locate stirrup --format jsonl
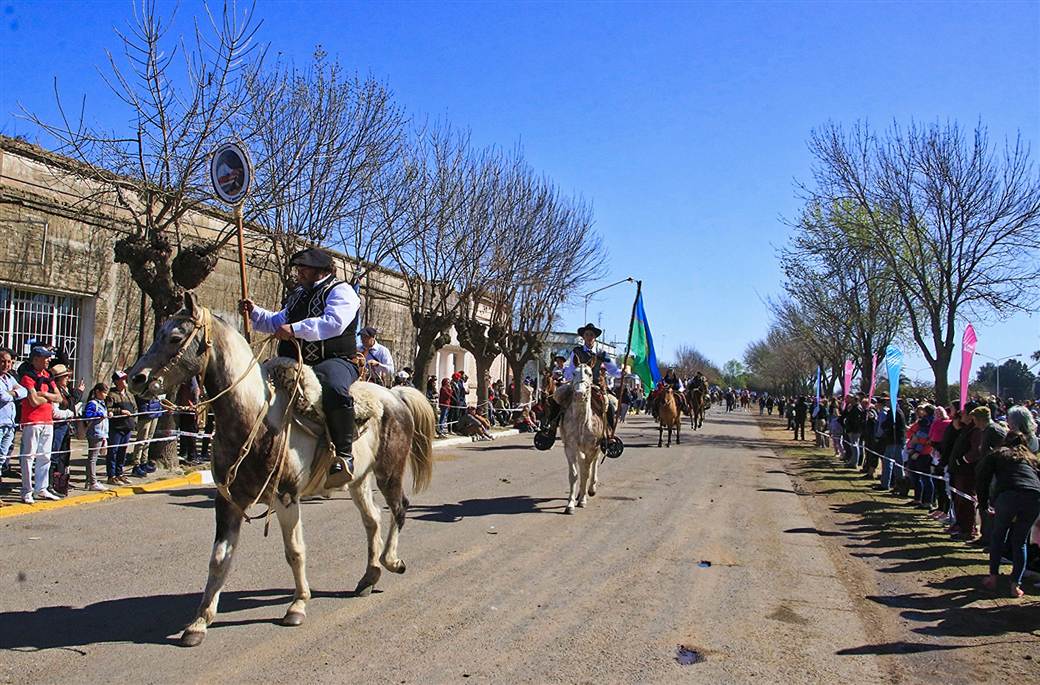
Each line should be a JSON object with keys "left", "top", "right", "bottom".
{"left": 325, "top": 455, "right": 354, "bottom": 489}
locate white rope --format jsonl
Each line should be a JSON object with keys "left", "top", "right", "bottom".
{"left": 0, "top": 431, "right": 213, "bottom": 462}
{"left": 811, "top": 429, "right": 978, "bottom": 504}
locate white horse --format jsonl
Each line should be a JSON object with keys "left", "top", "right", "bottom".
{"left": 127, "top": 292, "right": 435, "bottom": 646}
{"left": 558, "top": 363, "right": 605, "bottom": 514}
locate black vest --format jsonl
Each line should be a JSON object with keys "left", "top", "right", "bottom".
{"left": 278, "top": 278, "right": 358, "bottom": 365}
{"left": 572, "top": 345, "right": 609, "bottom": 383}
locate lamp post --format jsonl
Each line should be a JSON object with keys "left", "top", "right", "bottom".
{"left": 976, "top": 353, "right": 1022, "bottom": 399}
{"left": 582, "top": 277, "right": 635, "bottom": 326}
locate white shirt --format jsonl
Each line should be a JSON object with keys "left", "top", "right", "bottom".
{"left": 249, "top": 275, "right": 361, "bottom": 342}
{"left": 364, "top": 342, "right": 395, "bottom": 379}
{"left": 562, "top": 345, "right": 621, "bottom": 381}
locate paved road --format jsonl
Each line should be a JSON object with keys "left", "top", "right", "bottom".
{"left": 2, "top": 410, "right": 890, "bottom": 683}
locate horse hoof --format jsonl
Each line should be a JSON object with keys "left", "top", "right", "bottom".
{"left": 354, "top": 580, "right": 376, "bottom": 597}
{"left": 282, "top": 610, "right": 306, "bottom": 627}
{"left": 564, "top": 505, "right": 575, "bottom": 515}
{"left": 588, "top": 488, "right": 597, "bottom": 497}
{"left": 179, "top": 631, "right": 206, "bottom": 647}
{"left": 382, "top": 558, "right": 407, "bottom": 574}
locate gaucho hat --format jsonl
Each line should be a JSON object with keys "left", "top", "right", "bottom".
{"left": 577, "top": 322, "right": 602, "bottom": 337}
{"left": 289, "top": 247, "right": 335, "bottom": 270}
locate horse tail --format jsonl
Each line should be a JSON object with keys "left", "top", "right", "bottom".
{"left": 391, "top": 386, "right": 435, "bottom": 493}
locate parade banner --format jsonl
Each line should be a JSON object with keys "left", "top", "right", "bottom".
{"left": 960, "top": 324, "right": 977, "bottom": 409}
{"left": 868, "top": 353, "right": 878, "bottom": 399}
{"left": 628, "top": 293, "right": 661, "bottom": 396}
{"left": 885, "top": 345, "right": 903, "bottom": 418}
{"left": 842, "top": 359, "right": 854, "bottom": 400}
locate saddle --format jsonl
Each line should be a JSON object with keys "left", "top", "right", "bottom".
{"left": 261, "top": 358, "right": 379, "bottom": 430}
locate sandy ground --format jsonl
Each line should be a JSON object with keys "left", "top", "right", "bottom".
{"left": 2, "top": 408, "right": 1031, "bottom": 683}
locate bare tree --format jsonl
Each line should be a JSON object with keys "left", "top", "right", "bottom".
{"left": 671, "top": 345, "right": 723, "bottom": 383}
{"left": 244, "top": 47, "right": 407, "bottom": 293}
{"left": 807, "top": 120, "right": 1040, "bottom": 404}
{"left": 25, "top": 1, "right": 265, "bottom": 319}
{"left": 779, "top": 200, "right": 906, "bottom": 393}
{"left": 24, "top": 1, "right": 264, "bottom": 469}
{"left": 389, "top": 123, "right": 473, "bottom": 383}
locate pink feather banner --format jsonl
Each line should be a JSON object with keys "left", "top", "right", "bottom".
{"left": 843, "top": 359, "right": 854, "bottom": 401}
{"left": 868, "top": 353, "right": 878, "bottom": 399}
{"left": 960, "top": 324, "right": 977, "bottom": 409}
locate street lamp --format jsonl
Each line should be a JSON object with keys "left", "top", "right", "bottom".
{"left": 582, "top": 277, "right": 635, "bottom": 324}
{"left": 976, "top": 352, "right": 1022, "bottom": 398}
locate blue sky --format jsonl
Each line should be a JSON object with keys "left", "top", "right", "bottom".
{"left": 2, "top": 0, "right": 1038, "bottom": 378}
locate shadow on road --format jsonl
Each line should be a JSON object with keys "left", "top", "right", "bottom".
{"left": 0, "top": 587, "right": 357, "bottom": 651}
{"left": 410, "top": 495, "right": 565, "bottom": 522}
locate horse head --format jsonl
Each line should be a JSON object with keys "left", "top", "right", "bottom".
{"left": 128, "top": 291, "right": 213, "bottom": 398}
{"left": 571, "top": 363, "right": 594, "bottom": 399}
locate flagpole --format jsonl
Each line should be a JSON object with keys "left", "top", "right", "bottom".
{"left": 617, "top": 279, "right": 642, "bottom": 399}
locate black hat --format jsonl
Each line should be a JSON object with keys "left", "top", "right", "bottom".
{"left": 289, "top": 247, "right": 335, "bottom": 270}
{"left": 577, "top": 323, "right": 602, "bottom": 337}
{"left": 358, "top": 326, "right": 378, "bottom": 338}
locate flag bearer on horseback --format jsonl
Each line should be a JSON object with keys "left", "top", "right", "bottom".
{"left": 239, "top": 248, "right": 359, "bottom": 489}
{"left": 536, "top": 323, "right": 620, "bottom": 447}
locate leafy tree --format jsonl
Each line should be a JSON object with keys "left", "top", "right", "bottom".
{"left": 974, "top": 359, "right": 1036, "bottom": 400}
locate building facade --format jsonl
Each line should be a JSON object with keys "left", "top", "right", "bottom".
{"left": 0, "top": 136, "right": 506, "bottom": 399}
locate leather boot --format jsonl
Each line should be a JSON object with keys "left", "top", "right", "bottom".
{"left": 538, "top": 397, "right": 562, "bottom": 439}
{"left": 325, "top": 401, "right": 355, "bottom": 489}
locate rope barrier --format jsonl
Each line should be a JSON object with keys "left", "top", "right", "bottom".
{"left": 811, "top": 428, "right": 978, "bottom": 505}
{"left": 0, "top": 430, "right": 214, "bottom": 462}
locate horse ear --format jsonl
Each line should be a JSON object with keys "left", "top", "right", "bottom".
{"left": 183, "top": 290, "right": 199, "bottom": 314}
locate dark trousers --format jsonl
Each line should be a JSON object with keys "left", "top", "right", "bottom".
{"left": 108, "top": 429, "right": 131, "bottom": 477}
{"left": 51, "top": 423, "right": 71, "bottom": 473}
{"left": 951, "top": 468, "right": 978, "bottom": 535}
{"left": 178, "top": 413, "right": 199, "bottom": 461}
{"left": 988, "top": 489, "right": 1040, "bottom": 584}
{"left": 311, "top": 357, "right": 359, "bottom": 410}
{"left": 793, "top": 419, "right": 805, "bottom": 440}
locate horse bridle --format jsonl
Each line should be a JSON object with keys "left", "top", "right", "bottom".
{"left": 151, "top": 306, "right": 214, "bottom": 391}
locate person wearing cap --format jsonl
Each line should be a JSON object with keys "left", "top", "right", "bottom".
{"left": 18, "top": 346, "right": 63, "bottom": 503}
{"left": 359, "top": 327, "right": 395, "bottom": 386}
{"left": 550, "top": 352, "right": 567, "bottom": 384}
{"left": 239, "top": 247, "right": 362, "bottom": 487}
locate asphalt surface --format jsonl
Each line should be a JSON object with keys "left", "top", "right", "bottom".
{"left": 2, "top": 409, "right": 891, "bottom": 683}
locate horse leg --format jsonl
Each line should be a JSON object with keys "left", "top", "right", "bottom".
{"left": 658, "top": 423, "right": 663, "bottom": 448}
{"left": 564, "top": 444, "right": 579, "bottom": 514}
{"left": 588, "top": 450, "right": 600, "bottom": 497}
{"left": 274, "top": 496, "right": 310, "bottom": 627}
{"left": 180, "top": 497, "right": 243, "bottom": 647}
{"left": 348, "top": 474, "right": 384, "bottom": 596}
{"left": 577, "top": 452, "right": 590, "bottom": 507}
{"left": 376, "top": 473, "right": 408, "bottom": 574}
{"left": 676, "top": 421, "right": 681, "bottom": 445}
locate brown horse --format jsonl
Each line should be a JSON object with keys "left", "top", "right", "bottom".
{"left": 657, "top": 387, "right": 682, "bottom": 447}
{"left": 127, "top": 293, "right": 435, "bottom": 646}
{"left": 686, "top": 386, "right": 706, "bottom": 430}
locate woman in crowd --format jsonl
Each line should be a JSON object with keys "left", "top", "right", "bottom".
{"left": 977, "top": 426, "right": 1040, "bottom": 598}
{"left": 905, "top": 404, "right": 935, "bottom": 509}
{"left": 437, "top": 378, "right": 453, "bottom": 436}
{"left": 82, "top": 383, "right": 110, "bottom": 491}
{"left": 926, "top": 405, "right": 952, "bottom": 517}
{"left": 513, "top": 406, "right": 537, "bottom": 433}
{"left": 828, "top": 400, "right": 843, "bottom": 459}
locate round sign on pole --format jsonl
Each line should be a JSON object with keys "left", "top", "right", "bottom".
{"left": 210, "top": 142, "right": 251, "bottom": 205}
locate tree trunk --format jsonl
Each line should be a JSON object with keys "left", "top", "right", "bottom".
{"left": 507, "top": 358, "right": 528, "bottom": 404}
{"left": 473, "top": 355, "right": 495, "bottom": 411}
{"left": 931, "top": 349, "right": 953, "bottom": 406}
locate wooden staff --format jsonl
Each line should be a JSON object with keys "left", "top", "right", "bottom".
{"left": 234, "top": 203, "right": 251, "bottom": 341}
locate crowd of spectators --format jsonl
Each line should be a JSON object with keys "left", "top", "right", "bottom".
{"left": 789, "top": 391, "right": 1040, "bottom": 598}
{"left": 0, "top": 344, "right": 208, "bottom": 507}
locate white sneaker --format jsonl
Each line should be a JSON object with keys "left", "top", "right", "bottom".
{"left": 34, "top": 489, "right": 61, "bottom": 501}
{"left": 21, "top": 494, "right": 34, "bottom": 505}
{"left": 89, "top": 481, "right": 108, "bottom": 492}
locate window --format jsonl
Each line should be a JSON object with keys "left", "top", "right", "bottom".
{"left": 0, "top": 286, "right": 82, "bottom": 376}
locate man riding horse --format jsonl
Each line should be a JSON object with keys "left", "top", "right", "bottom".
{"left": 239, "top": 247, "right": 359, "bottom": 489}
{"left": 537, "top": 323, "right": 620, "bottom": 445}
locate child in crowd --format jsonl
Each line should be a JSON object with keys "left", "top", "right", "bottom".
{"left": 83, "top": 383, "right": 110, "bottom": 491}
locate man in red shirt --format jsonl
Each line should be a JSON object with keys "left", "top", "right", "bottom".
{"left": 19, "top": 346, "right": 62, "bottom": 503}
